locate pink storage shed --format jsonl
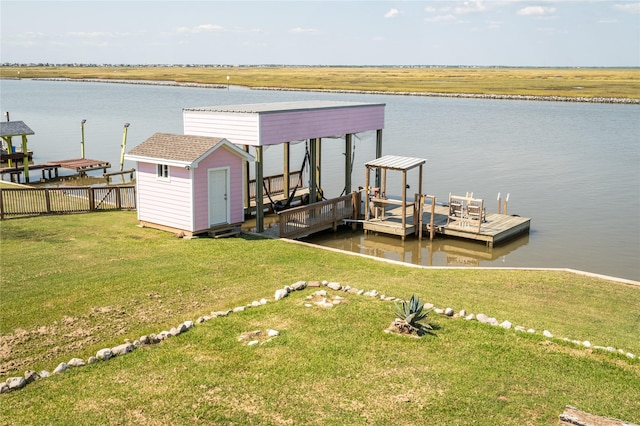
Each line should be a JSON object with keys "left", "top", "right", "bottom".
{"left": 125, "top": 132, "right": 254, "bottom": 237}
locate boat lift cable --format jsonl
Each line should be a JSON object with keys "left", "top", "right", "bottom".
{"left": 263, "top": 146, "right": 310, "bottom": 212}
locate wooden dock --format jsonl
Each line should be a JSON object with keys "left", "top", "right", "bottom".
{"left": 364, "top": 203, "right": 530, "bottom": 247}
{"left": 54, "top": 158, "right": 111, "bottom": 176}
{"left": 1, "top": 158, "right": 111, "bottom": 183}
{"left": 1, "top": 151, "right": 34, "bottom": 163}
{"left": 0, "top": 163, "right": 61, "bottom": 183}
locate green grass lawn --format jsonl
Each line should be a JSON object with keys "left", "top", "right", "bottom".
{"left": 1, "top": 211, "right": 639, "bottom": 424}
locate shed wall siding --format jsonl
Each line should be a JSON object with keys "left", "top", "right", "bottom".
{"left": 136, "top": 162, "right": 194, "bottom": 231}
{"left": 183, "top": 111, "right": 259, "bottom": 146}
{"left": 192, "top": 147, "right": 246, "bottom": 230}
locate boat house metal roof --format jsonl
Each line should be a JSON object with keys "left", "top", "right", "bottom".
{"left": 365, "top": 155, "right": 427, "bottom": 171}
{"left": 183, "top": 100, "right": 385, "bottom": 114}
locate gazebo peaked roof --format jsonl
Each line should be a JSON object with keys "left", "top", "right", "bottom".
{"left": 125, "top": 132, "right": 253, "bottom": 168}
{"left": 0, "top": 121, "right": 35, "bottom": 138}
{"left": 365, "top": 155, "right": 426, "bottom": 171}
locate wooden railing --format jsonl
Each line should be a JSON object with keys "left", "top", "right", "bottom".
{"left": 249, "top": 171, "right": 303, "bottom": 200}
{"left": 0, "top": 186, "right": 136, "bottom": 219}
{"left": 278, "top": 193, "right": 357, "bottom": 239}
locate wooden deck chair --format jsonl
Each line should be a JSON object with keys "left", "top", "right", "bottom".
{"left": 467, "top": 201, "right": 486, "bottom": 223}
{"left": 447, "top": 195, "right": 464, "bottom": 225}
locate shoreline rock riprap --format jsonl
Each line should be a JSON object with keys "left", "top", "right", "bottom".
{"left": 20, "top": 77, "right": 640, "bottom": 105}
{"left": 1, "top": 279, "right": 636, "bottom": 394}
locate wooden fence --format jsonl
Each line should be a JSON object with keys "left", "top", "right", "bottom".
{"left": 0, "top": 186, "right": 136, "bottom": 219}
{"left": 248, "top": 171, "right": 303, "bottom": 201}
{"left": 278, "top": 193, "right": 357, "bottom": 239}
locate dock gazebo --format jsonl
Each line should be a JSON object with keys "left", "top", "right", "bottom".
{"left": 1, "top": 120, "right": 35, "bottom": 182}
{"left": 182, "top": 100, "right": 386, "bottom": 233}
{"left": 363, "top": 155, "right": 427, "bottom": 240}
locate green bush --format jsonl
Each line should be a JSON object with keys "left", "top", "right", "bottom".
{"left": 393, "top": 294, "right": 432, "bottom": 331}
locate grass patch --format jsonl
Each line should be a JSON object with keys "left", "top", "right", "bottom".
{"left": 1, "top": 211, "right": 639, "bottom": 424}
{"left": 3, "top": 65, "right": 639, "bottom": 99}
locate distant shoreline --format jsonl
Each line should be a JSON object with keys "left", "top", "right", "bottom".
{"left": 12, "top": 77, "right": 639, "bottom": 105}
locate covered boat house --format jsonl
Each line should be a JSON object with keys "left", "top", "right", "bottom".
{"left": 182, "top": 100, "right": 386, "bottom": 233}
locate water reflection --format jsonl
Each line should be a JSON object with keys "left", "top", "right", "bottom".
{"left": 303, "top": 226, "right": 530, "bottom": 268}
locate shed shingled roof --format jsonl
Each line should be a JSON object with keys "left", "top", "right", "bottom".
{"left": 127, "top": 133, "right": 229, "bottom": 163}
{"left": 0, "top": 121, "right": 35, "bottom": 137}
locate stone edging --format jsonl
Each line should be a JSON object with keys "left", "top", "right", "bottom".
{"left": 1, "top": 280, "right": 636, "bottom": 394}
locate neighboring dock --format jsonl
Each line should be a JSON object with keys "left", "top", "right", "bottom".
{"left": 54, "top": 158, "right": 111, "bottom": 176}
{"left": 0, "top": 158, "right": 111, "bottom": 183}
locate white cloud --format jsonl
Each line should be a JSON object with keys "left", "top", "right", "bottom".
{"left": 384, "top": 8, "right": 400, "bottom": 18}
{"left": 517, "top": 6, "right": 556, "bottom": 16}
{"left": 614, "top": 3, "right": 640, "bottom": 14}
{"left": 426, "top": 14, "right": 457, "bottom": 23}
{"left": 68, "top": 31, "right": 114, "bottom": 38}
{"left": 455, "top": 1, "right": 486, "bottom": 14}
{"left": 289, "top": 27, "right": 319, "bottom": 34}
{"left": 175, "top": 24, "right": 224, "bottom": 34}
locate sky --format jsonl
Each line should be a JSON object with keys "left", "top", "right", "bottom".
{"left": 1, "top": 1, "right": 639, "bottom": 67}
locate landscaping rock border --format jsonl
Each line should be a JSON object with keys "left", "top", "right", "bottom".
{"left": 1, "top": 280, "right": 636, "bottom": 394}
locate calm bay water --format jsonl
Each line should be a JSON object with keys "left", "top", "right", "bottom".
{"left": 1, "top": 79, "right": 639, "bottom": 281}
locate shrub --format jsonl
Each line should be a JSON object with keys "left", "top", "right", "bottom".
{"left": 393, "top": 294, "right": 432, "bottom": 331}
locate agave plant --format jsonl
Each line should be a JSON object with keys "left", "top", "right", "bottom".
{"left": 393, "top": 294, "right": 432, "bottom": 330}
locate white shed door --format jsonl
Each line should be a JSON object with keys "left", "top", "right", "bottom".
{"left": 208, "top": 169, "right": 229, "bottom": 226}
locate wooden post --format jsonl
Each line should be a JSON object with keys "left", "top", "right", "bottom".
{"left": 255, "top": 146, "right": 264, "bottom": 233}
{"left": 283, "top": 142, "right": 290, "bottom": 196}
{"left": 116, "top": 187, "right": 122, "bottom": 209}
{"left": 316, "top": 138, "right": 322, "bottom": 197}
{"left": 21, "top": 135, "right": 29, "bottom": 183}
{"left": 401, "top": 170, "right": 407, "bottom": 238}
{"left": 3, "top": 136, "right": 13, "bottom": 167}
{"left": 504, "top": 193, "right": 509, "bottom": 215}
{"left": 364, "top": 165, "right": 370, "bottom": 221}
{"left": 430, "top": 195, "right": 436, "bottom": 241}
{"left": 351, "top": 190, "right": 359, "bottom": 229}
{"left": 45, "top": 188, "right": 52, "bottom": 214}
{"left": 418, "top": 164, "right": 423, "bottom": 199}
{"left": 381, "top": 169, "right": 387, "bottom": 198}
{"left": 80, "top": 119, "right": 86, "bottom": 159}
{"left": 309, "top": 138, "right": 317, "bottom": 203}
{"left": 375, "top": 129, "right": 383, "bottom": 189}
{"left": 88, "top": 188, "right": 95, "bottom": 211}
{"left": 344, "top": 133, "right": 352, "bottom": 195}
{"left": 120, "top": 123, "right": 130, "bottom": 172}
{"left": 243, "top": 146, "right": 250, "bottom": 211}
